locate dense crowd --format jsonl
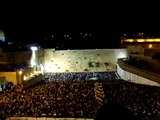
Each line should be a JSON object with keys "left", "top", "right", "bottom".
{"left": 124, "top": 58, "right": 160, "bottom": 74}
{"left": 0, "top": 81, "right": 98, "bottom": 119}
{"left": 44, "top": 72, "right": 120, "bottom": 81}
{"left": 0, "top": 72, "right": 160, "bottom": 120}
{"left": 102, "top": 80, "right": 160, "bottom": 120}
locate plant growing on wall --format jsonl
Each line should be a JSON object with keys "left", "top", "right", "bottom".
{"left": 104, "top": 62, "right": 110, "bottom": 67}
{"left": 95, "top": 62, "right": 100, "bottom": 67}
{"left": 84, "top": 68, "right": 88, "bottom": 71}
{"left": 88, "top": 62, "right": 94, "bottom": 67}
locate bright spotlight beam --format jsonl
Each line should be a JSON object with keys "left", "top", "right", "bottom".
{"left": 30, "top": 46, "right": 37, "bottom": 51}
{"left": 30, "top": 46, "right": 37, "bottom": 67}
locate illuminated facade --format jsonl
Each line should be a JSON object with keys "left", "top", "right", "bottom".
{"left": 122, "top": 38, "right": 160, "bottom": 43}
{"left": 40, "top": 49, "right": 128, "bottom": 73}
{"left": 121, "top": 38, "right": 160, "bottom": 49}
{"left": 121, "top": 38, "right": 160, "bottom": 56}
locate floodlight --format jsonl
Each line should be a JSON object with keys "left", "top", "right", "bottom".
{"left": 30, "top": 46, "right": 37, "bottom": 51}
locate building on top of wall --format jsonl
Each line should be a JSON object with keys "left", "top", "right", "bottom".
{"left": 120, "top": 37, "right": 160, "bottom": 58}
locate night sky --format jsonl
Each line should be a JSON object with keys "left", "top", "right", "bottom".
{"left": 0, "top": 3, "right": 159, "bottom": 49}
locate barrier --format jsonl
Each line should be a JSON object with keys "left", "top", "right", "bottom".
{"left": 6, "top": 117, "right": 93, "bottom": 120}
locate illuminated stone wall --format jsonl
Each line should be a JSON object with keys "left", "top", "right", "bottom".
{"left": 41, "top": 49, "right": 128, "bottom": 72}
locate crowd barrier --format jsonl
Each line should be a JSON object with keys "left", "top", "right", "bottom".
{"left": 7, "top": 117, "right": 93, "bottom": 120}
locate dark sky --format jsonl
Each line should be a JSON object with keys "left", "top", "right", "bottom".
{"left": 0, "top": 3, "right": 159, "bottom": 49}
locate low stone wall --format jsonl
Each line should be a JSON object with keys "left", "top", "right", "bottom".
{"left": 23, "top": 74, "right": 43, "bottom": 89}
{"left": 117, "top": 59, "right": 160, "bottom": 87}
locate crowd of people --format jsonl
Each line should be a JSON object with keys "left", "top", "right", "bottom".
{"left": 124, "top": 58, "right": 160, "bottom": 74}
{"left": 0, "top": 72, "right": 160, "bottom": 120}
{"left": 102, "top": 80, "right": 160, "bottom": 120}
{"left": 44, "top": 72, "right": 120, "bottom": 81}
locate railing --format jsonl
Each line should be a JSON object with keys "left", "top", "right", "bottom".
{"left": 6, "top": 117, "right": 93, "bottom": 120}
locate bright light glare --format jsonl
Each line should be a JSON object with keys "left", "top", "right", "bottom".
{"left": 30, "top": 46, "right": 37, "bottom": 51}
{"left": 123, "top": 39, "right": 160, "bottom": 43}
{"left": 19, "top": 71, "right": 22, "bottom": 75}
{"left": 149, "top": 44, "right": 152, "bottom": 48}
{"left": 23, "top": 76, "right": 27, "bottom": 80}
{"left": 30, "top": 73, "right": 34, "bottom": 77}
{"left": 118, "top": 52, "right": 127, "bottom": 58}
{"left": 30, "top": 47, "right": 37, "bottom": 67}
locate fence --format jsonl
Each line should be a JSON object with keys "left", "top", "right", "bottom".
{"left": 7, "top": 117, "right": 93, "bottom": 120}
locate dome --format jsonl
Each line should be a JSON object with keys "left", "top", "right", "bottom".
{"left": 0, "top": 30, "right": 5, "bottom": 42}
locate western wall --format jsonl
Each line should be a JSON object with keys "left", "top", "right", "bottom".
{"left": 40, "top": 49, "right": 128, "bottom": 72}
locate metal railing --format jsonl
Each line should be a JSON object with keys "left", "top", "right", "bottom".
{"left": 7, "top": 117, "right": 93, "bottom": 120}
